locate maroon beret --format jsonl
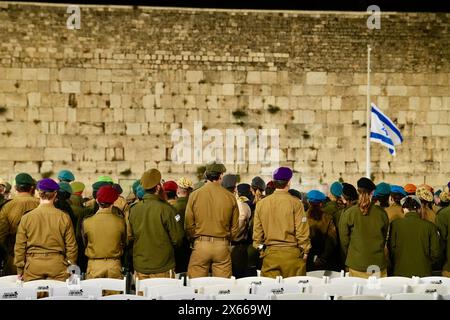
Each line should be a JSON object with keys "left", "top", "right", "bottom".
{"left": 163, "top": 180, "right": 178, "bottom": 192}
{"left": 96, "top": 185, "right": 119, "bottom": 204}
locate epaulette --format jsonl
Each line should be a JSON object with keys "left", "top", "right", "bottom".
{"left": 238, "top": 196, "right": 250, "bottom": 203}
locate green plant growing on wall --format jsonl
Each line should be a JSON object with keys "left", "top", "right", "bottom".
{"left": 302, "top": 131, "right": 311, "bottom": 139}
{"left": 0, "top": 107, "right": 7, "bottom": 115}
{"left": 120, "top": 169, "right": 132, "bottom": 176}
{"left": 41, "top": 171, "right": 53, "bottom": 179}
{"left": 267, "top": 104, "right": 281, "bottom": 114}
{"left": 196, "top": 165, "right": 206, "bottom": 181}
{"left": 232, "top": 109, "right": 248, "bottom": 119}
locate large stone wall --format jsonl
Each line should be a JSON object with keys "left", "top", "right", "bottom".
{"left": 0, "top": 2, "right": 449, "bottom": 193}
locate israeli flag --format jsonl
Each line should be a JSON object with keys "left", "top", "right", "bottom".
{"left": 370, "top": 103, "right": 403, "bottom": 155}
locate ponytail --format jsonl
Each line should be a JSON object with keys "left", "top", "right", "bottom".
{"left": 252, "top": 187, "right": 263, "bottom": 205}
{"left": 358, "top": 189, "right": 372, "bottom": 215}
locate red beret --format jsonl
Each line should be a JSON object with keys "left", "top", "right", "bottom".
{"left": 163, "top": 180, "right": 178, "bottom": 192}
{"left": 96, "top": 185, "right": 119, "bottom": 204}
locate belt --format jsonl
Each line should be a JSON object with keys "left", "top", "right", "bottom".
{"left": 90, "top": 257, "right": 120, "bottom": 260}
{"left": 27, "top": 252, "right": 62, "bottom": 257}
{"left": 196, "top": 236, "right": 229, "bottom": 242}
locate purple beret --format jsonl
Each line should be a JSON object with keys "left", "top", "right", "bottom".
{"left": 37, "top": 178, "right": 60, "bottom": 192}
{"left": 272, "top": 167, "right": 293, "bottom": 181}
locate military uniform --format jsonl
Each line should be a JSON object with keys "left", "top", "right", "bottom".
{"left": 388, "top": 211, "right": 440, "bottom": 277}
{"left": 437, "top": 206, "right": 450, "bottom": 277}
{"left": 231, "top": 195, "right": 252, "bottom": 278}
{"left": 339, "top": 203, "right": 389, "bottom": 278}
{"left": 385, "top": 203, "right": 404, "bottom": 223}
{"left": 14, "top": 203, "right": 77, "bottom": 281}
{"left": 253, "top": 189, "right": 311, "bottom": 278}
{"left": 172, "top": 196, "right": 191, "bottom": 274}
{"left": 129, "top": 194, "right": 184, "bottom": 278}
{"left": 82, "top": 207, "right": 126, "bottom": 279}
{"left": 0, "top": 194, "right": 40, "bottom": 275}
{"left": 423, "top": 206, "right": 436, "bottom": 224}
{"left": 185, "top": 181, "right": 239, "bottom": 278}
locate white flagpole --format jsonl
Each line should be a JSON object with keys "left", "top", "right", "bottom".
{"left": 366, "top": 45, "right": 372, "bottom": 179}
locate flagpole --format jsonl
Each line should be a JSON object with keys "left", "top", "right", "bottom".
{"left": 366, "top": 45, "right": 372, "bottom": 179}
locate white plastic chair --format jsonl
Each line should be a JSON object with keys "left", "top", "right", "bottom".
{"left": 0, "top": 275, "right": 20, "bottom": 284}
{"left": 378, "top": 277, "right": 415, "bottom": 287}
{"left": 308, "top": 283, "right": 359, "bottom": 297}
{"left": 335, "top": 294, "right": 386, "bottom": 300}
{"left": 307, "top": 270, "right": 344, "bottom": 279}
{"left": 80, "top": 277, "right": 126, "bottom": 294}
{"left": 188, "top": 276, "right": 236, "bottom": 287}
{"left": 23, "top": 279, "right": 67, "bottom": 297}
{"left": 409, "top": 284, "right": 448, "bottom": 295}
{"left": 250, "top": 283, "right": 285, "bottom": 296}
{"left": 99, "top": 294, "right": 150, "bottom": 300}
{"left": 40, "top": 295, "right": 94, "bottom": 300}
{"left": 156, "top": 293, "right": 210, "bottom": 300}
{"left": 236, "top": 276, "right": 280, "bottom": 287}
{"left": 213, "top": 293, "right": 269, "bottom": 300}
{"left": 281, "top": 276, "right": 327, "bottom": 286}
{"left": 136, "top": 277, "right": 183, "bottom": 295}
{"left": 329, "top": 277, "right": 368, "bottom": 286}
{"left": 51, "top": 285, "right": 103, "bottom": 299}
{"left": 358, "top": 284, "right": 407, "bottom": 296}
{"left": 419, "top": 276, "right": 450, "bottom": 286}
{"left": 145, "top": 286, "right": 196, "bottom": 299}
{"left": 0, "top": 287, "right": 37, "bottom": 300}
{"left": 387, "top": 292, "right": 439, "bottom": 300}
{"left": 274, "top": 293, "right": 331, "bottom": 300}
{"left": 201, "top": 284, "right": 249, "bottom": 295}
{"left": 440, "top": 294, "right": 450, "bottom": 300}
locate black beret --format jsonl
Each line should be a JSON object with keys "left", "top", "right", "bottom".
{"left": 357, "top": 177, "right": 376, "bottom": 192}
{"left": 342, "top": 183, "right": 358, "bottom": 201}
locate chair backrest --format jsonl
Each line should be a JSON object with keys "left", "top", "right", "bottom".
{"left": 23, "top": 279, "right": 67, "bottom": 291}
{"left": 281, "top": 276, "right": 327, "bottom": 286}
{"left": 335, "top": 294, "right": 385, "bottom": 300}
{"left": 387, "top": 292, "right": 439, "bottom": 300}
{"left": 213, "top": 293, "right": 270, "bottom": 300}
{"left": 0, "top": 287, "right": 37, "bottom": 300}
{"left": 40, "top": 295, "right": 94, "bottom": 300}
{"left": 145, "top": 285, "right": 196, "bottom": 299}
{"left": 329, "top": 277, "right": 368, "bottom": 286}
{"left": 0, "top": 275, "right": 20, "bottom": 284}
{"left": 236, "top": 276, "right": 279, "bottom": 287}
{"left": 307, "top": 270, "right": 343, "bottom": 279}
{"left": 156, "top": 293, "right": 210, "bottom": 300}
{"left": 274, "top": 293, "right": 330, "bottom": 300}
{"left": 201, "top": 284, "right": 249, "bottom": 295}
{"left": 308, "top": 283, "right": 359, "bottom": 296}
{"left": 99, "top": 294, "right": 150, "bottom": 300}
{"left": 188, "top": 276, "right": 236, "bottom": 287}
{"left": 80, "top": 277, "right": 126, "bottom": 293}
{"left": 358, "top": 284, "right": 406, "bottom": 295}
{"left": 419, "top": 276, "right": 450, "bottom": 286}
{"left": 409, "top": 284, "right": 448, "bottom": 295}
{"left": 251, "top": 283, "right": 285, "bottom": 296}
{"left": 136, "top": 277, "right": 183, "bottom": 294}
{"left": 51, "top": 285, "right": 103, "bottom": 299}
{"left": 440, "top": 294, "right": 450, "bottom": 300}
{"left": 378, "top": 277, "right": 415, "bottom": 287}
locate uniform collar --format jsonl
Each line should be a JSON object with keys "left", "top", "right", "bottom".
{"left": 39, "top": 202, "right": 55, "bottom": 208}
{"left": 97, "top": 207, "right": 113, "bottom": 214}
{"left": 143, "top": 193, "right": 160, "bottom": 201}
{"left": 404, "top": 211, "right": 420, "bottom": 218}
{"left": 274, "top": 189, "right": 288, "bottom": 194}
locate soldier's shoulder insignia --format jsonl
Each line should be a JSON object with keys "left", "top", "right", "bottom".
{"left": 238, "top": 196, "right": 249, "bottom": 203}
{"left": 301, "top": 216, "right": 307, "bottom": 223}
{"left": 175, "top": 214, "right": 181, "bottom": 222}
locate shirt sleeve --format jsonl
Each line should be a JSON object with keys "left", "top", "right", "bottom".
{"left": 165, "top": 206, "right": 184, "bottom": 248}
{"left": 436, "top": 211, "right": 448, "bottom": 265}
{"left": 294, "top": 201, "right": 311, "bottom": 255}
{"left": 252, "top": 202, "right": 264, "bottom": 249}
{"left": 64, "top": 217, "right": 78, "bottom": 265}
{"left": 13, "top": 217, "right": 27, "bottom": 275}
{"left": 0, "top": 207, "right": 9, "bottom": 252}
{"left": 184, "top": 195, "right": 196, "bottom": 241}
{"left": 338, "top": 209, "right": 352, "bottom": 257}
{"left": 229, "top": 198, "right": 240, "bottom": 241}
{"left": 430, "top": 224, "right": 441, "bottom": 267}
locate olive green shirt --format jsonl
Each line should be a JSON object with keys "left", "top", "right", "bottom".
{"left": 173, "top": 196, "right": 188, "bottom": 226}
{"left": 129, "top": 193, "right": 184, "bottom": 274}
{"left": 253, "top": 189, "right": 311, "bottom": 254}
{"left": 339, "top": 203, "right": 389, "bottom": 272}
{"left": 388, "top": 211, "right": 440, "bottom": 277}
{"left": 385, "top": 203, "right": 404, "bottom": 223}
{"left": 82, "top": 207, "right": 126, "bottom": 259}
{"left": 185, "top": 181, "right": 239, "bottom": 241}
{"left": 323, "top": 200, "right": 339, "bottom": 218}
{"left": 437, "top": 206, "right": 450, "bottom": 272}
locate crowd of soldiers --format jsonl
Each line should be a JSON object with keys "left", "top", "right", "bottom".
{"left": 0, "top": 162, "right": 450, "bottom": 284}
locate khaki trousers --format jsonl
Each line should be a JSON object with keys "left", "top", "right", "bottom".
{"left": 442, "top": 270, "right": 450, "bottom": 277}
{"left": 23, "top": 254, "right": 69, "bottom": 282}
{"left": 187, "top": 239, "right": 232, "bottom": 278}
{"left": 261, "top": 247, "right": 306, "bottom": 278}
{"left": 349, "top": 268, "right": 387, "bottom": 279}
{"left": 86, "top": 259, "right": 122, "bottom": 279}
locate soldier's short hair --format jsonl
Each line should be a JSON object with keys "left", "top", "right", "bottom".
{"left": 273, "top": 179, "right": 289, "bottom": 189}
{"left": 205, "top": 172, "right": 222, "bottom": 182}
{"left": 38, "top": 190, "right": 57, "bottom": 200}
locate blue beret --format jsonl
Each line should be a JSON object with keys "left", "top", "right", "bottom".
{"left": 38, "top": 178, "right": 60, "bottom": 192}
{"left": 136, "top": 185, "right": 145, "bottom": 199}
{"left": 57, "top": 170, "right": 75, "bottom": 182}
{"left": 132, "top": 180, "right": 140, "bottom": 194}
{"left": 391, "top": 185, "right": 407, "bottom": 196}
{"left": 374, "top": 182, "right": 391, "bottom": 197}
{"left": 307, "top": 190, "right": 327, "bottom": 202}
{"left": 330, "top": 181, "right": 343, "bottom": 197}
{"left": 272, "top": 167, "right": 293, "bottom": 181}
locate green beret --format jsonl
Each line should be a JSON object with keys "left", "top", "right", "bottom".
{"left": 92, "top": 181, "right": 111, "bottom": 192}
{"left": 97, "top": 175, "right": 114, "bottom": 183}
{"left": 205, "top": 161, "right": 226, "bottom": 174}
{"left": 15, "top": 173, "right": 36, "bottom": 186}
{"left": 140, "top": 169, "right": 162, "bottom": 190}
{"left": 58, "top": 182, "right": 73, "bottom": 194}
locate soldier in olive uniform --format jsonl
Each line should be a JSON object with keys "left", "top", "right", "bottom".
{"left": 69, "top": 181, "right": 86, "bottom": 221}
{"left": 185, "top": 162, "right": 239, "bottom": 278}
{"left": 173, "top": 177, "right": 193, "bottom": 274}
{"left": 163, "top": 181, "right": 178, "bottom": 206}
{"left": 305, "top": 190, "right": 338, "bottom": 272}
{"left": 253, "top": 167, "right": 311, "bottom": 278}
{"left": 437, "top": 187, "right": 450, "bottom": 278}
{"left": 129, "top": 169, "right": 184, "bottom": 279}
{"left": 0, "top": 179, "right": 8, "bottom": 208}
{"left": 373, "top": 182, "right": 391, "bottom": 209}
{"left": 322, "top": 181, "right": 344, "bottom": 219}
{"left": 14, "top": 178, "right": 77, "bottom": 281}
{"left": 416, "top": 186, "right": 436, "bottom": 224}
{"left": 82, "top": 185, "right": 126, "bottom": 279}
{"left": 386, "top": 185, "right": 407, "bottom": 223}
{"left": 388, "top": 196, "right": 440, "bottom": 277}
{"left": 0, "top": 173, "right": 40, "bottom": 275}
{"left": 339, "top": 177, "right": 389, "bottom": 278}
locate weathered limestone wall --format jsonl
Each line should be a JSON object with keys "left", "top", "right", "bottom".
{"left": 0, "top": 2, "right": 449, "bottom": 193}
